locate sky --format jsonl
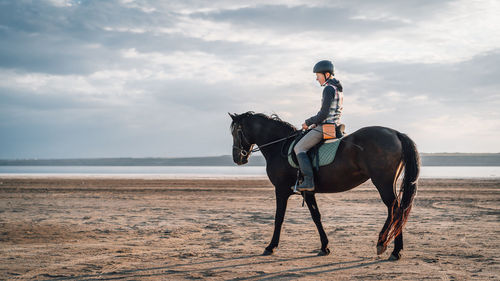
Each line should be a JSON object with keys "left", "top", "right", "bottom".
{"left": 0, "top": 0, "right": 499, "bottom": 159}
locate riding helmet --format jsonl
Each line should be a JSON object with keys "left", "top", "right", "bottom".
{"left": 313, "top": 60, "right": 334, "bottom": 75}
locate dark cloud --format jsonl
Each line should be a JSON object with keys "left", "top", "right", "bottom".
{"left": 339, "top": 49, "right": 500, "bottom": 104}
{"left": 192, "top": 4, "right": 409, "bottom": 35}
{"left": 0, "top": 0, "right": 171, "bottom": 34}
{"left": 341, "top": 0, "right": 456, "bottom": 19}
{"left": 0, "top": 0, "right": 289, "bottom": 76}
{"left": 0, "top": 0, "right": 179, "bottom": 74}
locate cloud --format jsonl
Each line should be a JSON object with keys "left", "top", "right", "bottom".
{"left": 0, "top": 0, "right": 499, "bottom": 158}
{"left": 192, "top": 4, "right": 409, "bottom": 34}
{"left": 169, "top": 0, "right": 500, "bottom": 64}
{"left": 342, "top": 50, "right": 500, "bottom": 104}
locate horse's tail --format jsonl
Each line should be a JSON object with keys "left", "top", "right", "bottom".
{"left": 379, "top": 132, "right": 420, "bottom": 248}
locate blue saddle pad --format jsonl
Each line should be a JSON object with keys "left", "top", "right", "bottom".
{"left": 288, "top": 137, "right": 344, "bottom": 169}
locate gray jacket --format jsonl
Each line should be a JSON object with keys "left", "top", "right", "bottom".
{"left": 305, "top": 79, "right": 343, "bottom": 126}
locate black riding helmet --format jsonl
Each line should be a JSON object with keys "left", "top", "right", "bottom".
{"left": 313, "top": 60, "right": 334, "bottom": 75}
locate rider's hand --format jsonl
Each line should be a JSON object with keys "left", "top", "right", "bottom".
{"left": 302, "top": 123, "right": 309, "bottom": 130}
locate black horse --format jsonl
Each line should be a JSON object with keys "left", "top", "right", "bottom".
{"left": 229, "top": 112, "right": 419, "bottom": 260}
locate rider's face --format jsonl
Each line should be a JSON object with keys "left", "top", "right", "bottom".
{"left": 316, "top": 72, "right": 330, "bottom": 85}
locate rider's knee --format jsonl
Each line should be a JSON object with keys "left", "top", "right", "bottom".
{"left": 294, "top": 146, "right": 307, "bottom": 155}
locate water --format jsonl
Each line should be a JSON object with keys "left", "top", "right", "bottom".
{"left": 0, "top": 166, "right": 499, "bottom": 179}
{"left": 0, "top": 166, "right": 267, "bottom": 179}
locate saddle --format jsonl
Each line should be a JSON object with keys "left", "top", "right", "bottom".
{"left": 288, "top": 124, "right": 345, "bottom": 170}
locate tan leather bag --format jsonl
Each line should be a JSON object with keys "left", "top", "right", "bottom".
{"left": 323, "top": 124, "right": 336, "bottom": 140}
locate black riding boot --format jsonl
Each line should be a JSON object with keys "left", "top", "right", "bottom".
{"left": 296, "top": 152, "right": 315, "bottom": 192}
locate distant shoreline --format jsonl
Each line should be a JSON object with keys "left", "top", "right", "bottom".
{"left": 1, "top": 153, "right": 500, "bottom": 166}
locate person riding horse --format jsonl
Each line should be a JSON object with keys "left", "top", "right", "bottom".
{"left": 294, "top": 60, "right": 344, "bottom": 192}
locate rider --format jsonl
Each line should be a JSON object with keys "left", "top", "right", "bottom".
{"left": 294, "top": 60, "right": 344, "bottom": 192}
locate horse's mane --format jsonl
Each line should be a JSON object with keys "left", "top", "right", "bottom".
{"left": 231, "top": 111, "right": 297, "bottom": 132}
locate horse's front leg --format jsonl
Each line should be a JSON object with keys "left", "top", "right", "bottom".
{"left": 304, "top": 192, "right": 330, "bottom": 256}
{"left": 263, "top": 194, "right": 290, "bottom": 255}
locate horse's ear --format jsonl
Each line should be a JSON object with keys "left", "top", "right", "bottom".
{"left": 228, "top": 112, "right": 236, "bottom": 120}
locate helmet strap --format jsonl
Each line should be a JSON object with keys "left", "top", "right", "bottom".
{"left": 321, "top": 73, "right": 329, "bottom": 86}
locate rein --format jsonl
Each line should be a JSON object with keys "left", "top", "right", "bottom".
{"left": 234, "top": 126, "right": 363, "bottom": 158}
{"left": 251, "top": 132, "right": 300, "bottom": 152}
{"left": 233, "top": 127, "right": 300, "bottom": 156}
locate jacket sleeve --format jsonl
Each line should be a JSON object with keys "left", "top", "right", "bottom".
{"left": 305, "top": 86, "right": 335, "bottom": 126}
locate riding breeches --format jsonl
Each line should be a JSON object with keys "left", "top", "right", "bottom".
{"left": 294, "top": 125, "right": 324, "bottom": 154}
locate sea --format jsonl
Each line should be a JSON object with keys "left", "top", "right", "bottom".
{"left": 0, "top": 166, "right": 499, "bottom": 179}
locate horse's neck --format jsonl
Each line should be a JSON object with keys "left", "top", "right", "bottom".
{"left": 252, "top": 121, "right": 292, "bottom": 160}
{"left": 253, "top": 124, "right": 289, "bottom": 146}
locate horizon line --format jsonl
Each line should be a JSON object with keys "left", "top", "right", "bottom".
{"left": 1, "top": 152, "right": 500, "bottom": 161}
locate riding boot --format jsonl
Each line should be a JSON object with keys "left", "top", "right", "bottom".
{"left": 296, "top": 152, "right": 315, "bottom": 192}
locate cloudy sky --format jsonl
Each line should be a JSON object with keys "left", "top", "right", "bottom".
{"left": 1, "top": 0, "right": 499, "bottom": 159}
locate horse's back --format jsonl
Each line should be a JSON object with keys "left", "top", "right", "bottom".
{"left": 315, "top": 126, "right": 403, "bottom": 193}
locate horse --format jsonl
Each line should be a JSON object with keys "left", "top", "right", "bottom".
{"left": 229, "top": 111, "right": 419, "bottom": 260}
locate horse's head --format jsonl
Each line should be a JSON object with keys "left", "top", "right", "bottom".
{"left": 229, "top": 112, "right": 255, "bottom": 165}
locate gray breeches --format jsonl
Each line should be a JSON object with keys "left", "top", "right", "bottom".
{"left": 294, "top": 125, "right": 324, "bottom": 154}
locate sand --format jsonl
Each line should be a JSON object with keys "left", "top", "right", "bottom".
{"left": 0, "top": 177, "right": 499, "bottom": 280}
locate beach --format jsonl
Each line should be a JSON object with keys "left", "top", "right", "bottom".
{"left": 0, "top": 177, "right": 499, "bottom": 280}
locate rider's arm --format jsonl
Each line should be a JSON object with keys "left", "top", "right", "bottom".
{"left": 305, "top": 86, "right": 335, "bottom": 126}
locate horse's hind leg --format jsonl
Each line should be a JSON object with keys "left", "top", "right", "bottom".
{"left": 304, "top": 192, "right": 330, "bottom": 256}
{"left": 391, "top": 232, "right": 403, "bottom": 261}
{"left": 374, "top": 179, "right": 403, "bottom": 260}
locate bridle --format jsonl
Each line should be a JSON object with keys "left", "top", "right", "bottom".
{"left": 233, "top": 124, "right": 300, "bottom": 157}
{"left": 233, "top": 125, "right": 254, "bottom": 157}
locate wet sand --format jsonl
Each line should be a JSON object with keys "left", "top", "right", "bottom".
{"left": 0, "top": 177, "right": 499, "bottom": 280}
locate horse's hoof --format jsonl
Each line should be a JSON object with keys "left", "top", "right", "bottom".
{"left": 388, "top": 253, "right": 401, "bottom": 261}
{"left": 262, "top": 249, "right": 274, "bottom": 256}
{"left": 318, "top": 248, "right": 330, "bottom": 256}
{"left": 377, "top": 245, "right": 387, "bottom": 255}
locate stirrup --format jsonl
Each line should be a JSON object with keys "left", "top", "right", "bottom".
{"left": 291, "top": 184, "right": 314, "bottom": 193}
{"left": 291, "top": 185, "right": 301, "bottom": 194}
{"left": 291, "top": 173, "right": 301, "bottom": 194}
{"left": 297, "top": 185, "right": 315, "bottom": 192}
